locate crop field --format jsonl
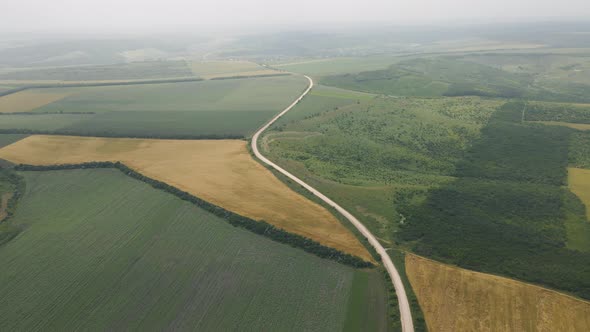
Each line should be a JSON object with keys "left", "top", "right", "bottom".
{"left": 0, "top": 90, "right": 70, "bottom": 113}
{"left": 189, "top": 60, "right": 282, "bottom": 79}
{"left": 0, "top": 134, "right": 27, "bottom": 148}
{"left": 0, "top": 75, "right": 308, "bottom": 137}
{"left": 0, "top": 60, "right": 194, "bottom": 81}
{"left": 406, "top": 254, "right": 590, "bottom": 332}
{"left": 0, "top": 135, "right": 372, "bottom": 261}
{"left": 272, "top": 56, "right": 404, "bottom": 76}
{"left": 35, "top": 75, "right": 305, "bottom": 113}
{"left": 0, "top": 169, "right": 387, "bottom": 330}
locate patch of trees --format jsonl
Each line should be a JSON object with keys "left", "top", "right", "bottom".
{"left": 15, "top": 162, "right": 373, "bottom": 268}
{"left": 525, "top": 102, "right": 590, "bottom": 124}
{"left": 397, "top": 101, "right": 590, "bottom": 299}
{"left": 569, "top": 131, "right": 590, "bottom": 169}
{"left": 0, "top": 129, "right": 243, "bottom": 140}
{"left": 0, "top": 168, "right": 25, "bottom": 246}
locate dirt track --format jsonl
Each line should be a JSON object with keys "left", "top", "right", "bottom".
{"left": 251, "top": 75, "right": 414, "bottom": 332}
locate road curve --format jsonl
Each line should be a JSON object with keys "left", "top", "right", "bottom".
{"left": 251, "top": 75, "right": 415, "bottom": 332}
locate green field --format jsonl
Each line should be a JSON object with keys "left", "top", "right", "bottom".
{"left": 273, "top": 56, "right": 405, "bottom": 76}
{"left": 320, "top": 56, "right": 590, "bottom": 103}
{"left": 0, "top": 75, "right": 308, "bottom": 138}
{"left": 0, "top": 60, "right": 194, "bottom": 81}
{"left": 0, "top": 134, "right": 27, "bottom": 148}
{"left": 0, "top": 168, "right": 389, "bottom": 331}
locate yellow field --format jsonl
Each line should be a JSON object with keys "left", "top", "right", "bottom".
{"left": 533, "top": 121, "right": 590, "bottom": 131}
{"left": 0, "top": 135, "right": 372, "bottom": 261}
{"left": 0, "top": 90, "right": 69, "bottom": 113}
{"left": 569, "top": 168, "right": 590, "bottom": 220}
{"left": 406, "top": 254, "right": 590, "bottom": 332}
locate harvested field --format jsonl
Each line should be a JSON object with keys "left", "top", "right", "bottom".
{"left": 406, "top": 254, "right": 590, "bottom": 332}
{"left": 0, "top": 90, "right": 69, "bottom": 113}
{"left": 0, "top": 135, "right": 371, "bottom": 261}
{"left": 569, "top": 167, "right": 590, "bottom": 220}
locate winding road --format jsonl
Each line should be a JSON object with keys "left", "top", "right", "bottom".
{"left": 251, "top": 75, "right": 415, "bottom": 332}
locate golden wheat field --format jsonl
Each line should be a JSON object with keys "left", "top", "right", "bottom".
{"left": 569, "top": 167, "right": 590, "bottom": 220}
{"left": 0, "top": 135, "right": 372, "bottom": 261}
{"left": 406, "top": 254, "right": 590, "bottom": 332}
{"left": 0, "top": 91, "right": 70, "bottom": 113}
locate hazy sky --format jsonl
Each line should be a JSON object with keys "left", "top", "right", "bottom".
{"left": 2, "top": 0, "right": 589, "bottom": 33}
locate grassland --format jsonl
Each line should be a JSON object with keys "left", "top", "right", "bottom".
{"left": 0, "top": 75, "right": 308, "bottom": 138}
{"left": 0, "top": 168, "right": 388, "bottom": 330}
{"left": 0, "top": 135, "right": 371, "bottom": 261}
{"left": 0, "top": 90, "right": 70, "bottom": 113}
{"left": 265, "top": 92, "right": 503, "bottom": 243}
{"left": 321, "top": 56, "right": 590, "bottom": 103}
{"left": 406, "top": 254, "right": 590, "bottom": 332}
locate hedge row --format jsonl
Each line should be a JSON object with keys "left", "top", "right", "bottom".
{"left": 15, "top": 162, "right": 373, "bottom": 268}
{"left": 0, "top": 87, "right": 28, "bottom": 98}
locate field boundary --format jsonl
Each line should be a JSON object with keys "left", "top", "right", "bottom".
{"left": 0, "top": 129, "right": 243, "bottom": 140}
{"left": 0, "top": 73, "right": 293, "bottom": 98}
{"left": 0, "top": 77, "right": 206, "bottom": 97}
{"left": 14, "top": 161, "right": 373, "bottom": 268}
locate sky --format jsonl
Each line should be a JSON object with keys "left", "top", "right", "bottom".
{"left": 2, "top": 0, "right": 589, "bottom": 34}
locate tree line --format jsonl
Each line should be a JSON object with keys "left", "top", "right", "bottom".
{"left": 15, "top": 162, "right": 373, "bottom": 268}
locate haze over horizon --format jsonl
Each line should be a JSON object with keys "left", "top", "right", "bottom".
{"left": 2, "top": 0, "right": 590, "bottom": 34}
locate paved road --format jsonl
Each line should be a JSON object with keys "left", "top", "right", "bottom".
{"left": 251, "top": 75, "right": 415, "bottom": 332}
